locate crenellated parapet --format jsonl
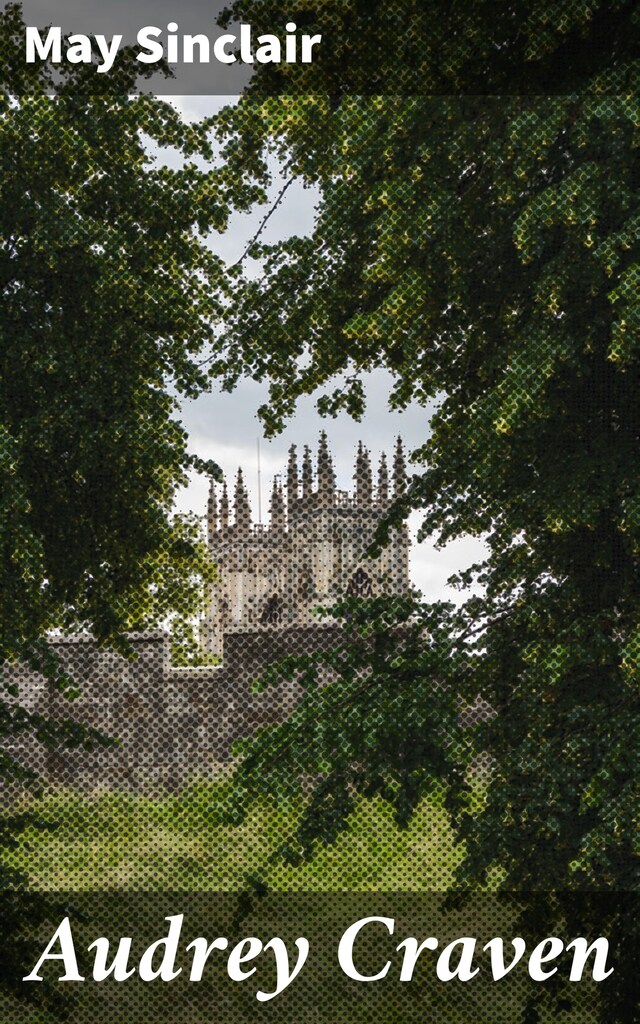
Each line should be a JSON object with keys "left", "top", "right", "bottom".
{"left": 201, "top": 436, "right": 410, "bottom": 655}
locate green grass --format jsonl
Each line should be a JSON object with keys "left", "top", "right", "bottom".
{"left": 3, "top": 782, "right": 597, "bottom": 1024}
{"left": 8, "top": 775, "right": 460, "bottom": 891}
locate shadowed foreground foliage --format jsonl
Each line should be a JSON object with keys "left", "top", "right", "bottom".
{"left": 205, "top": 3, "right": 640, "bottom": 1020}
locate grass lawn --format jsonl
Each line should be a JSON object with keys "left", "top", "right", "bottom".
{"left": 2, "top": 780, "right": 598, "bottom": 1024}
{"left": 7, "top": 775, "right": 460, "bottom": 891}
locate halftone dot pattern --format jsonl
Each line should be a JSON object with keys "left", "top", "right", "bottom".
{"left": 1, "top": 24, "right": 638, "bottom": 1022}
{"left": 5, "top": 435, "right": 418, "bottom": 834}
{"left": 3, "top": 435, "right": 634, "bottom": 1020}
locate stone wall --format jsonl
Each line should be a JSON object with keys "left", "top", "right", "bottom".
{"left": 4, "top": 625, "right": 341, "bottom": 791}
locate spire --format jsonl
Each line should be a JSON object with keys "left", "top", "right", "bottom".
{"left": 302, "top": 445, "right": 313, "bottom": 503}
{"left": 220, "top": 478, "right": 229, "bottom": 531}
{"left": 207, "top": 477, "right": 218, "bottom": 545}
{"left": 377, "top": 452, "right": 389, "bottom": 506}
{"left": 287, "top": 444, "right": 298, "bottom": 514}
{"left": 234, "top": 468, "right": 252, "bottom": 531}
{"left": 317, "top": 431, "right": 335, "bottom": 504}
{"left": 355, "top": 441, "right": 373, "bottom": 507}
{"left": 393, "top": 436, "right": 407, "bottom": 497}
{"left": 270, "top": 478, "right": 286, "bottom": 531}
{"left": 362, "top": 447, "right": 373, "bottom": 507}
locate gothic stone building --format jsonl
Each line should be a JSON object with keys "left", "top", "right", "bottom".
{"left": 202, "top": 434, "right": 411, "bottom": 656}
{"left": 4, "top": 436, "right": 412, "bottom": 789}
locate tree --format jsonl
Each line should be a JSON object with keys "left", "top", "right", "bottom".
{"left": 0, "top": 5, "right": 267, "bottom": 1008}
{"left": 207, "top": 2, "right": 639, "bottom": 1018}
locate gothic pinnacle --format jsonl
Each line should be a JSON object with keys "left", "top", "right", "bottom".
{"left": 377, "top": 452, "right": 389, "bottom": 505}
{"left": 302, "top": 445, "right": 313, "bottom": 502}
{"left": 287, "top": 444, "right": 298, "bottom": 511}
{"left": 393, "top": 436, "right": 407, "bottom": 497}
{"left": 220, "top": 478, "right": 230, "bottom": 532}
{"left": 317, "top": 430, "right": 335, "bottom": 502}
{"left": 355, "top": 441, "right": 373, "bottom": 507}
{"left": 234, "top": 468, "right": 252, "bottom": 530}
{"left": 207, "top": 476, "right": 218, "bottom": 544}
{"left": 270, "top": 477, "right": 286, "bottom": 531}
{"left": 200, "top": 439, "right": 412, "bottom": 656}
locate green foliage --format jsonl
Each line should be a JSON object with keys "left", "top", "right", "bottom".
{"left": 226, "top": 596, "right": 475, "bottom": 861}
{"left": 218, "top": 0, "right": 638, "bottom": 96}
{"left": 7, "top": 781, "right": 458, "bottom": 891}
{"left": 208, "top": 4, "right": 640, "bottom": 1019}
{"left": 0, "top": 5, "right": 263, "bottom": 1006}
{"left": 0, "top": 31, "right": 235, "bottom": 643}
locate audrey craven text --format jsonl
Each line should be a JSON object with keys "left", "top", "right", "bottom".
{"left": 23, "top": 915, "right": 613, "bottom": 1000}
{"left": 25, "top": 23, "right": 322, "bottom": 74}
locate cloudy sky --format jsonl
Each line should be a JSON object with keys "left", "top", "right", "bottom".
{"left": 163, "top": 96, "right": 487, "bottom": 602}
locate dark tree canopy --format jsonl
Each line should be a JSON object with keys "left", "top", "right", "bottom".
{"left": 0, "top": 2, "right": 276, "bottom": 669}
{"left": 209, "top": 3, "right": 639, "bottom": 1017}
{"left": 219, "top": 0, "right": 639, "bottom": 96}
{"left": 0, "top": 0, "right": 637, "bottom": 1016}
{"left": 0, "top": 9, "right": 264, "bottom": 999}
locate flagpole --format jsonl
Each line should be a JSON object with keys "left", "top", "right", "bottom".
{"left": 257, "top": 437, "right": 262, "bottom": 524}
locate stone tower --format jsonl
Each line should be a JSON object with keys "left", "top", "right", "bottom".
{"left": 201, "top": 435, "right": 410, "bottom": 656}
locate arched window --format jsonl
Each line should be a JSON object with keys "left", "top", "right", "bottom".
{"left": 260, "top": 594, "right": 283, "bottom": 625}
{"left": 346, "top": 567, "right": 373, "bottom": 598}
